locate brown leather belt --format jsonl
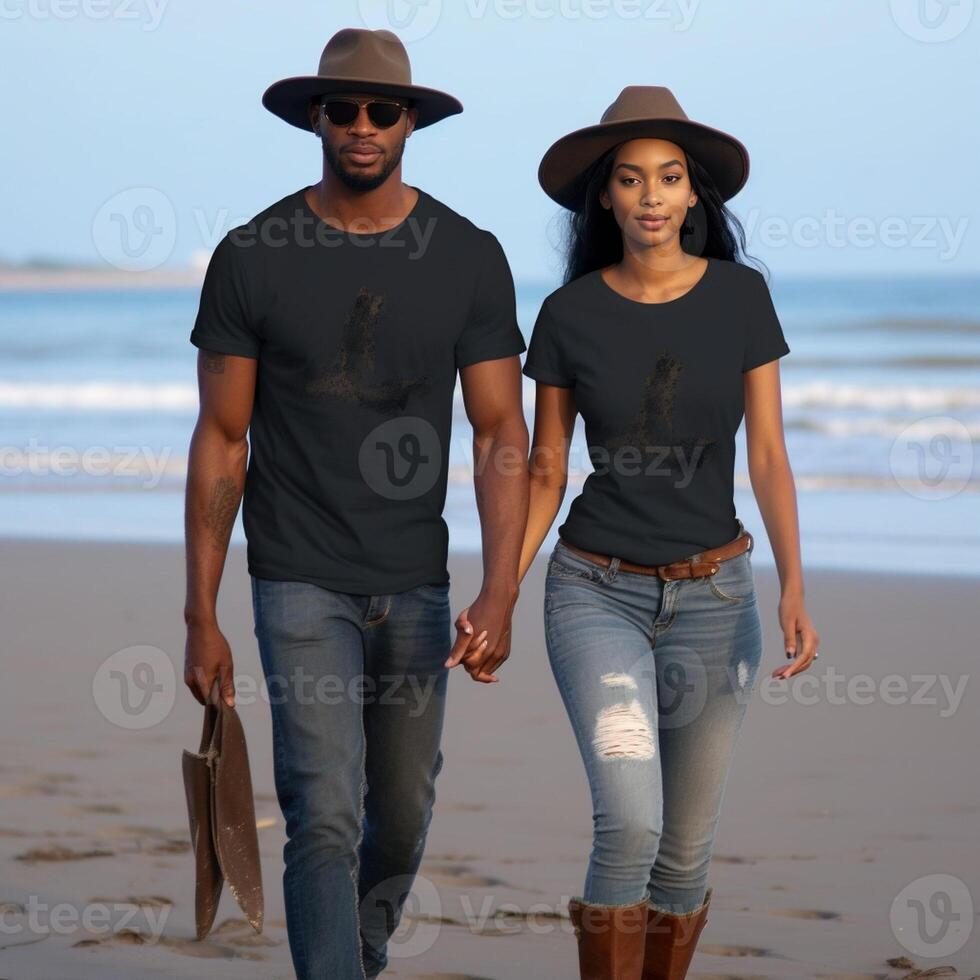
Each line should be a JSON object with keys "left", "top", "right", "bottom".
{"left": 559, "top": 521, "right": 753, "bottom": 582}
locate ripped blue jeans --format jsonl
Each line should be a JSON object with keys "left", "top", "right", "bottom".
{"left": 543, "top": 535, "right": 763, "bottom": 915}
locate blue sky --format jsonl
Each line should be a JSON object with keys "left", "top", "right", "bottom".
{"left": 1, "top": 0, "right": 977, "bottom": 280}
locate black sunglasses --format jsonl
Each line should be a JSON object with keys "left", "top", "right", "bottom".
{"left": 320, "top": 98, "right": 408, "bottom": 129}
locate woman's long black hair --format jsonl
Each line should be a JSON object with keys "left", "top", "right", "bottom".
{"left": 559, "top": 143, "right": 766, "bottom": 285}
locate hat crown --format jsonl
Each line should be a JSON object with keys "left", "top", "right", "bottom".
{"left": 316, "top": 28, "right": 413, "bottom": 86}
{"left": 600, "top": 85, "right": 689, "bottom": 125}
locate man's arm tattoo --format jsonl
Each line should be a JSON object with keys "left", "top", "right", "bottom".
{"left": 204, "top": 476, "right": 239, "bottom": 551}
{"left": 201, "top": 351, "right": 226, "bottom": 374}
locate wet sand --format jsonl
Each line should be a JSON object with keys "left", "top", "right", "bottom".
{"left": 0, "top": 537, "right": 977, "bottom": 978}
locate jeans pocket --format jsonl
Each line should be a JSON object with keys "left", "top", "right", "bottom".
{"left": 707, "top": 551, "right": 754, "bottom": 604}
{"left": 546, "top": 542, "right": 605, "bottom": 584}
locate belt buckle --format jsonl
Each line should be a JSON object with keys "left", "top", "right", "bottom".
{"left": 658, "top": 554, "right": 721, "bottom": 581}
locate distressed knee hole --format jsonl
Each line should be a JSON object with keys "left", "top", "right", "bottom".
{"left": 600, "top": 672, "right": 638, "bottom": 691}
{"left": 593, "top": 699, "right": 655, "bottom": 760}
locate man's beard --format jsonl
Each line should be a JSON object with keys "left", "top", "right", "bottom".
{"left": 323, "top": 137, "right": 406, "bottom": 192}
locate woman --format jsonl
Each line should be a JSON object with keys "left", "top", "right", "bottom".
{"left": 457, "top": 86, "right": 820, "bottom": 979}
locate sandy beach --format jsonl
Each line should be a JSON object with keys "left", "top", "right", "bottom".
{"left": 0, "top": 537, "right": 977, "bottom": 979}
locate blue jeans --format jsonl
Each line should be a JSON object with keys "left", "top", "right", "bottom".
{"left": 250, "top": 576, "right": 452, "bottom": 979}
{"left": 543, "top": 534, "right": 763, "bottom": 915}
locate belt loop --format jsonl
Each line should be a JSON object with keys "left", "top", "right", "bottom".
{"left": 602, "top": 556, "right": 621, "bottom": 583}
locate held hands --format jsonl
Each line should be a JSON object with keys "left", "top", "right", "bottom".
{"left": 445, "top": 586, "right": 518, "bottom": 684}
{"left": 772, "top": 592, "right": 820, "bottom": 679}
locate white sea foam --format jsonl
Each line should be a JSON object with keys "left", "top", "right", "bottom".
{"left": 0, "top": 378, "right": 978, "bottom": 418}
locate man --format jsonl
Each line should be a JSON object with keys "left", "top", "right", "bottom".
{"left": 183, "top": 28, "right": 529, "bottom": 979}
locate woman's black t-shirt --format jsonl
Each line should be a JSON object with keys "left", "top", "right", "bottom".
{"left": 522, "top": 258, "right": 790, "bottom": 566}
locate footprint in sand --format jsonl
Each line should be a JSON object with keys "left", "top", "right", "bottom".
{"left": 97, "top": 824, "right": 191, "bottom": 855}
{"left": 0, "top": 772, "right": 80, "bottom": 799}
{"left": 712, "top": 853, "right": 758, "bottom": 865}
{"left": 88, "top": 895, "right": 173, "bottom": 909}
{"left": 15, "top": 844, "right": 115, "bottom": 863}
{"left": 73, "top": 916, "right": 280, "bottom": 960}
{"left": 699, "top": 942, "right": 780, "bottom": 959}
{"left": 765, "top": 907, "right": 843, "bottom": 921}
{"left": 468, "top": 907, "right": 568, "bottom": 937}
{"left": 423, "top": 864, "right": 508, "bottom": 889}
{"left": 69, "top": 803, "right": 126, "bottom": 815}
{"left": 403, "top": 913, "right": 467, "bottom": 928}
{"left": 886, "top": 956, "right": 977, "bottom": 978}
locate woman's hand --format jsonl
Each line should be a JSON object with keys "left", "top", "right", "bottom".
{"left": 448, "top": 605, "right": 494, "bottom": 682}
{"left": 772, "top": 593, "right": 820, "bottom": 679}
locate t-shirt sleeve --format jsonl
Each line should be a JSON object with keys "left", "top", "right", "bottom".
{"left": 522, "top": 298, "right": 575, "bottom": 388}
{"left": 742, "top": 269, "right": 790, "bottom": 372}
{"left": 189, "top": 234, "right": 262, "bottom": 360}
{"left": 455, "top": 232, "right": 528, "bottom": 369}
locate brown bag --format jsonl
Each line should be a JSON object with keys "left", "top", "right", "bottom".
{"left": 181, "top": 690, "right": 264, "bottom": 939}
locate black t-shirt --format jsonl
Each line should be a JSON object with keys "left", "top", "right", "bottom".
{"left": 522, "top": 258, "right": 790, "bottom": 566}
{"left": 190, "top": 186, "right": 526, "bottom": 595}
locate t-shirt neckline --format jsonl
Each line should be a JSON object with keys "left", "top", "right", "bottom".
{"left": 594, "top": 257, "right": 712, "bottom": 309}
{"left": 297, "top": 184, "right": 426, "bottom": 239}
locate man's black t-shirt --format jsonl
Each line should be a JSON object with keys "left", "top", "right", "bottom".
{"left": 190, "top": 186, "right": 526, "bottom": 595}
{"left": 522, "top": 258, "right": 790, "bottom": 566}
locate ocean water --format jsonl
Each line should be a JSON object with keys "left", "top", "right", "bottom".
{"left": 1, "top": 275, "right": 978, "bottom": 576}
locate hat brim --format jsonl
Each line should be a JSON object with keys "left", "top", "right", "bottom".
{"left": 538, "top": 118, "right": 749, "bottom": 210}
{"left": 262, "top": 76, "right": 462, "bottom": 132}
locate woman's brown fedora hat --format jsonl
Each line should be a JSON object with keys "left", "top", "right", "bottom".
{"left": 539, "top": 86, "right": 749, "bottom": 211}
{"left": 262, "top": 27, "right": 462, "bottom": 132}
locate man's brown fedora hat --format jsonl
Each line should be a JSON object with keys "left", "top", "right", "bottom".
{"left": 262, "top": 28, "right": 462, "bottom": 132}
{"left": 539, "top": 86, "right": 749, "bottom": 211}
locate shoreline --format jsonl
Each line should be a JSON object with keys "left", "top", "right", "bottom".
{"left": 0, "top": 269, "right": 205, "bottom": 292}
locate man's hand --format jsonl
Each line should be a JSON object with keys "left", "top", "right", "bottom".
{"left": 184, "top": 621, "right": 236, "bottom": 706}
{"left": 445, "top": 587, "right": 517, "bottom": 683}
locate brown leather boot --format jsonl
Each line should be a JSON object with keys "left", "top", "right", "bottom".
{"left": 567, "top": 896, "right": 649, "bottom": 980}
{"left": 641, "top": 887, "right": 712, "bottom": 979}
